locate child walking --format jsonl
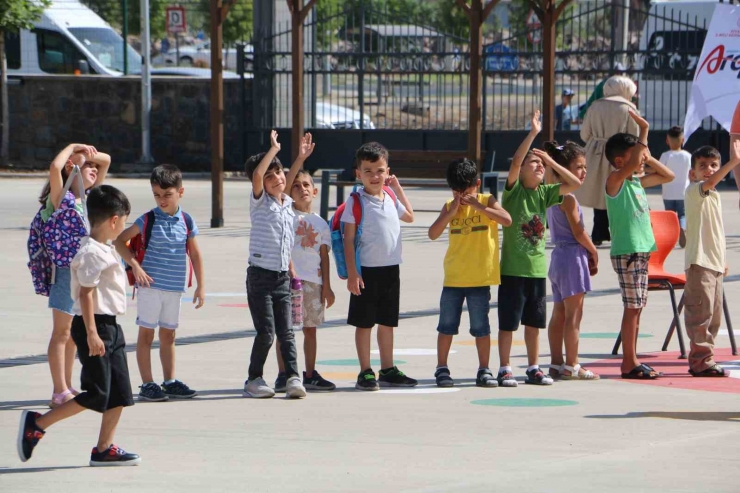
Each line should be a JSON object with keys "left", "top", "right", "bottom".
{"left": 428, "top": 158, "right": 512, "bottom": 387}
{"left": 115, "top": 165, "right": 206, "bottom": 402}
{"left": 40, "top": 144, "right": 110, "bottom": 408}
{"left": 498, "top": 111, "right": 582, "bottom": 387}
{"left": 18, "top": 185, "right": 141, "bottom": 467}
{"left": 659, "top": 126, "right": 692, "bottom": 247}
{"left": 343, "top": 142, "right": 417, "bottom": 391}
{"left": 273, "top": 133, "right": 337, "bottom": 392}
{"left": 543, "top": 141, "right": 600, "bottom": 380}
{"left": 683, "top": 142, "right": 740, "bottom": 377}
{"left": 605, "top": 111, "right": 675, "bottom": 379}
{"left": 243, "top": 131, "right": 306, "bottom": 399}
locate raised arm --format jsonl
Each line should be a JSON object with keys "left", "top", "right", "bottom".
{"left": 606, "top": 110, "right": 650, "bottom": 195}
{"left": 508, "top": 111, "right": 542, "bottom": 188}
{"left": 387, "top": 175, "right": 414, "bottom": 223}
{"left": 428, "top": 200, "right": 459, "bottom": 240}
{"left": 252, "top": 130, "right": 281, "bottom": 199}
{"left": 90, "top": 151, "right": 111, "bottom": 187}
{"left": 640, "top": 153, "right": 675, "bottom": 188}
{"left": 49, "top": 144, "right": 96, "bottom": 208}
{"left": 699, "top": 139, "right": 740, "bottom": 192}
{"left": 532, "top": 149, "right": 581, "bottom": 195}
{"left": 285, "top": 133, "right": 315, "bottom": 192}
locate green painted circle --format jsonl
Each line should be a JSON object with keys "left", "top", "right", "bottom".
{"left": 316, "top": 359, "right": 407, "bottom": 366}
{"left": 471, "top": 398, "right": 578, "bottom": 408}
{"left": 580, "top": 332, "right": 652, "bottom": 339}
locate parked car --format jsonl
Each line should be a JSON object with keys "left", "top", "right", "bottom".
{"left": 153, "top": 41, "right": 250, "bottom": 72}
{"left": 315, "top": 102, "right": 375, "bottom": 129}
{"left": 150, "top": 67, "right": 240, "bottom": 79}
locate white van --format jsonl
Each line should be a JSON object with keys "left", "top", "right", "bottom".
{"left": 5, "top": 0, "right": 142, "bottom": 76}
{"left": 636, "top": 0, "right": 719, "bottom": 130}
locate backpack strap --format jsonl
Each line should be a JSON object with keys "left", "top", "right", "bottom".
{"left": 382, "top": 185, "right": 398, "bottom": 206}
{"left": 142, "top": 210, "right": 156, "bottom": 250}
{"left": 350, "top": 192, "right": 363, "bottom": 226}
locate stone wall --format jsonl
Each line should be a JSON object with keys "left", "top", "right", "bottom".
{"left": 6, "top": 75, "right": 250, "bottom": 171}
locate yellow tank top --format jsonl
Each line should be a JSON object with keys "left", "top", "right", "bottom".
{"left": 443, "top": 193, "right": 501, "bottom": 287}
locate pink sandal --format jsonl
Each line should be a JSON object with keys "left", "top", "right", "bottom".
{"left": 48, "top": 389, "right": 75, "bottom": 409}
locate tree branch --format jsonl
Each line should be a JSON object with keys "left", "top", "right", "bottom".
{"left": 221, "top": 0, "right": 236, "bottom": 20}
{"left": 287, "top": 0, "right": 296, "bottom": 14}
{"left": 554, "top": 0, "right": 574, "bottom": 21}
{"left": 482, "top": 0, "right": 501, "bottom": 21}
{"left": 528, "top": 0, "right": 545, "bottom": 21}
{"left": 299, "top": 0, "right": 318, "bottom": 23}
{"left": 455, "top": 0, "right": 472, "bottom": 15}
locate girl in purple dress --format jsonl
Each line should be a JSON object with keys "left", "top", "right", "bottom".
{"left": 542, "top": 142, "right": 600, "bottom": 380}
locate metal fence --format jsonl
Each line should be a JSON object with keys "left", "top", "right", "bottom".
{"left": 247, "top": 0, "right": 714, "bottom": 132}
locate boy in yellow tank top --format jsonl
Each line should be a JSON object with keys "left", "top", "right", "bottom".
{"left": 428, "top": 158, "right": 512, "bottom": 387}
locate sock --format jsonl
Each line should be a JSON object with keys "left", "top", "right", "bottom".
{"left": 478, "top": 367, "right": 489, "bottom": 372}
{"left": 527, "top": 365, "right": 540, "bottom": 372}
{"left": 436, "top": 365, "right": 449, "bottom": 370}
{"left": 164, "top": 379, "right": 176, "bottom": 385}
{"left": 498, "top": 366, "right": 512, "bottom": 374}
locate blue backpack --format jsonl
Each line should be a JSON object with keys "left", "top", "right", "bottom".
{"left": 329, "top": 185, "right": 398, "bottom": 280}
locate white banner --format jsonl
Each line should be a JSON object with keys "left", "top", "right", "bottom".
{"left": 684, "top": 4, "right": 740, "bottom": 141}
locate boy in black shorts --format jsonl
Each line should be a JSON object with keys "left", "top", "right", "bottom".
{"left": 342, "top": 142, "right": 417, "bottom": 390}
{"left": 18, "top": 185, "right": 141, "bottom": 467}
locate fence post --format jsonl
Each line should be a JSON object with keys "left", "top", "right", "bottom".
{"left": 358, "top": 2, "right": 366, "bottom": 130}
{"left": 122, "top": 0, "right": 128, "bottom": 75}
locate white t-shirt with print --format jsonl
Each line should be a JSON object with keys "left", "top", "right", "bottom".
{"left": 292, "top": 211, "right": 331, "bottom": 285}
{"left": 340, "top": 189, "right": 407, "bottom": 268}
{"left": 660, "top": 150, "right": 692, "bottom": 200}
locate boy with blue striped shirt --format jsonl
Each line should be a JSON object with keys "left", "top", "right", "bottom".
{"left": 115, "top": 165, "right": 206, "bottom": 402}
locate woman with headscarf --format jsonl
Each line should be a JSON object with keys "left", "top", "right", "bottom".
{"left": 575, "top": 75, "right": 640, "bottom": 245}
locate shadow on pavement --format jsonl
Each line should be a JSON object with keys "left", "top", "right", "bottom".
{"left": 585, "top": 411, "right": 740, "bottom": 422}
{"left": 0, "top": 466, "right": 87, "bottom": 474}
{"left": 0, "top": 399, "right": 50, "bottom": 411}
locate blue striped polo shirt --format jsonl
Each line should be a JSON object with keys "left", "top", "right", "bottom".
{"left": 248, "top": 191, "right": 294, "bottom": 272}
{"left": 135, "top": 207, "right": 198, "bottom": 293}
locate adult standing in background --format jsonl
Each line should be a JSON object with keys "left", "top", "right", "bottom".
{"left": 575, "top": 75, "right": 640, "bottom": 245}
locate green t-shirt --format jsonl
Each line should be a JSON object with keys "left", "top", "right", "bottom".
{"left": 606, "top": 176, "right": 657, "bottom": 256}
{"left": 40, "top": 193, "right": 83, "bottom": 222}
{"left": 501, "top": 180, "right": 562, "bottom": 278}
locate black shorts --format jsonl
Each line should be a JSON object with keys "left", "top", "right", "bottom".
{"left": 71, "top": 315, "right": 134, "bottom": 413}
{"left": 497, "top": 275, "right": 547, "bottom": 331}
{"left": 348, "top": 265, "right": 400, "bottom": 328}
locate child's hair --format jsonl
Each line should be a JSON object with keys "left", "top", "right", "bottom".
{"left": 691, "top": 145, "right": 721, "bottom": 169}
{"left": 150, "top": 164, "right": 182, "bottom": 189}
{"left": 543, "top": 141, "right": 585, "bottom": 168}
{"left": 355, "top": 142, "right": 389, "bottom": 168}
{"left": 87, "top": 185, "right": 131, "bottom": 228}
{"left": 605, "top": 133, "right": 639, "bottom": 165}
{"left": 446, "top": 158, "right": 478, "bottom": 191}
{"left": 294, "top": 169, "right": 314, "bottom": 187}
{"left": 667, "top": 126, "right": 684, "bottom": 139}
{"left": 245, "top": 152, "right": 282, "bottom": 181}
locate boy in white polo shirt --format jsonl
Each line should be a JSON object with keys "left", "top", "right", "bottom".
{"left": 660, "top": 126, "right": 692, "bottom": 247}
{"left": 342, "top": 142, "right": 417, "bottom": 391}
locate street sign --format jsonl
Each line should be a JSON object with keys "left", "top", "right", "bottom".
{"left": 526, "top": 10, "right": 542, "bottom": 45}
{"left": 166, "top": 6, "right": 187, "bottom": 34}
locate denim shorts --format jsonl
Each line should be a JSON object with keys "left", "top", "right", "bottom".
{"left": 48, "top": 267, "right": 74, "bottom": 315}
{"left": 436, "top": 286, "right": 491, "bottom": 337}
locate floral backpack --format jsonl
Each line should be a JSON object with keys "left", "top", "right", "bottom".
{"left": 27, "top": 166, "right": 89, "bottom": 296}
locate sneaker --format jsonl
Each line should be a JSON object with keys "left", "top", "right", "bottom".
{"left": 138, "top": 382, "right": 168, "bottom": 402}
{"left": 89, "top": 444, "right": 141, "bottom": 467}
{"left": 378, "top": 366, "right": 418, "bottom": 387}
{"left": 434, "top": 367, "right": 454, "bottom": 387}
{"left": 161, "top": 380, "right": 197, "bottom": 399}
{"left": 243, "top": 377, "right": 275, "bottom": 398}
{"left": 355, "top": 369, "right": 380, "bottom": 391}
{"left": 274, "top": 372, "right": 287, "bottom": 393}
{"left": 286, "top": 376, "right": 307, "bottom": 399}
{"left": 476, "top": 368, "right": 499, "bottom": 388}
{"left": 497, "top": 369, "right": 519, "bottom": 388}
{"left": 17, "top": 411, "right": 44, "bottom": 462}
{"left": 303, "top": 371, "right": 336, "bottom": 391}
{"left": 525, "top": 367, "right": 554, "bottom": 386}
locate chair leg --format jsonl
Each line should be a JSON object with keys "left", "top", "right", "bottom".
{"left": 723, "top": 292, "right": 737, "bottom": 356}
{"left": 612, "top": 332, "right": 622, "bottom": 356}
{"left": 662, "top": 291, "right": 685, "bottom": 351}
{"left": 667, "top": 285, "right": 687, "bottom": 359}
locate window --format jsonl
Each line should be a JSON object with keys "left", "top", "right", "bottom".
{"left": 5, "top": 32, "right": 21, "bottom": 69}
{"left": 36, "top": 29, "right": 89, "bottom": 74}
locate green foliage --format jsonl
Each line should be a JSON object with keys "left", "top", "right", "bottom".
{"left": 82, "top": 0, "right": 167, "bottom": 39}
{"left": 0, "top": 0, "right": 50, "bottom": 32}
{"left": 199, "top": 0, "right": 253, "bottom": 46}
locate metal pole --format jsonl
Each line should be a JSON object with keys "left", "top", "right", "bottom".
{"left": 468, "top": 0, "right": 483, "bottom": 169}
{"left": 140, "top": 0, "right": 153, "bottom": 163}
{"left": 211, "top": 0, "right": 225, "bottom": 228}
{"left": 542, "top": 0, "right": 556, "bottom": 142}
{"left": 122, "top": 0, "right": 128, "bottom": 75}
{"left": 291, "top": 0, "right": 306, "bottom": 160}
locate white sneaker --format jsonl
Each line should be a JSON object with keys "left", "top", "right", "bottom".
{"left": 243, "top": 377, "right": 275, "bottom": 398}
{"left": 285, "top": 376, "right": 307, "bottom": 399}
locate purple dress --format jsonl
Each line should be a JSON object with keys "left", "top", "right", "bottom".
{"left": 546, "top": 195, "right": 592, "bottom": 302}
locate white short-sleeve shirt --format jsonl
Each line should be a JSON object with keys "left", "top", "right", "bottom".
{"left": 292, "top": 211, "right": 331, "bottom": 285}
{"left": 71, "top": 237, "right": 127, "bottom": 316}
{"left": 660, "top": 150, "right": 692, "bottom": 201}
{"left": 340, "top": 189, "right": 407, "bottom": 268}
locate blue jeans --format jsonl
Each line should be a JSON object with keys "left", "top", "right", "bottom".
{"left": 436, "top": 287, "right": 491, "bottom": 337}
{"left": 663, "top": 199, "right": 686, "bottom": 230}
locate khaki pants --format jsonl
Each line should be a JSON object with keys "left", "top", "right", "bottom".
{"left": 684, "top": 265, "right": 724, "bottom": 372}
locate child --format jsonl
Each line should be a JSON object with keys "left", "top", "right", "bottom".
{"left": 498, "top": 111, "right": 582, "bottom": 387}
{"left": 39, "top": 144, "right": 110, "bottom": 408}
{"left": 659, "top": 126, "right": 692, "bottom": 247}
{"left": 243, "top": 130, "right": 306, "bottom": 399}
{"left": 605, "top": 111, "right": 675, "bottom": 379}
{"left": 428, "top": 158, "right": 512, "bottom": 387}
{"left": 683, "top": 142, "right": 740, "bottom": 377}
{"left": 114, "top": 165, "right": 205, "bottom": 402}
{"left": 343, "top": 142, "right": 416, "bottom": 391}
{"left": 273, "top": 133, "right": 337, "bottom": 392}
{"left": 543, "top": 141, "right": 600, "bottom": 380}
{"left": 18, "top": 185, "right": 141, "bottom": 467}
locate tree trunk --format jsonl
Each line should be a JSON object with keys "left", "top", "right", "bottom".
{"left": 0, "top": 31, "right": 8, "bottom": 166}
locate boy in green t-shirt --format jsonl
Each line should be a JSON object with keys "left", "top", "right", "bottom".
{"left": 604, "top": 111, "right": 675, "bottom": 380}
{"left": 497, "top": 111, "right": 582, "bottom": 387}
